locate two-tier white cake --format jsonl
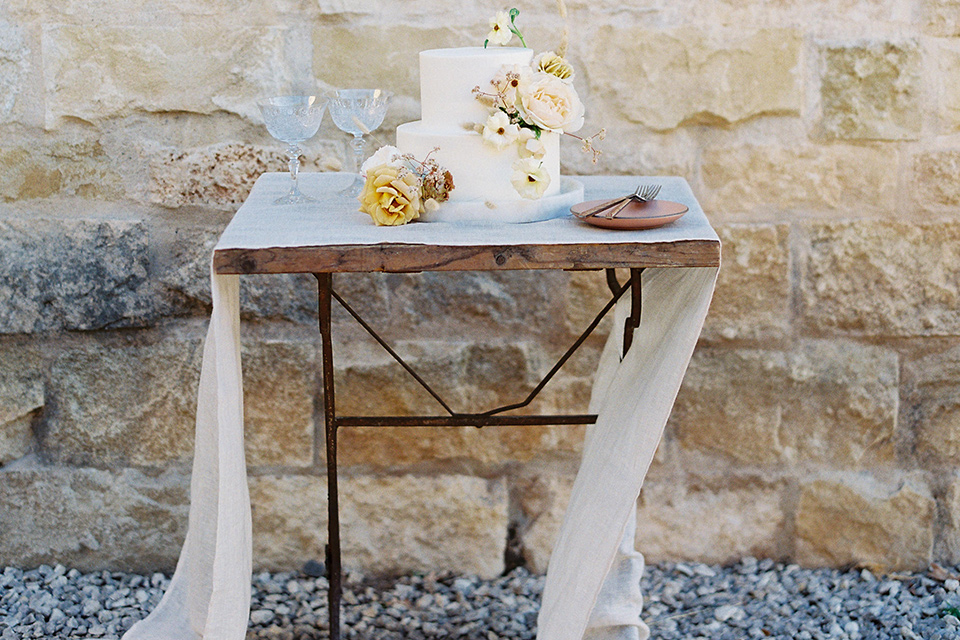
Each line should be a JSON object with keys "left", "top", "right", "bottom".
{"left": 396, "top": 47, "right": 581, "bottom": 223}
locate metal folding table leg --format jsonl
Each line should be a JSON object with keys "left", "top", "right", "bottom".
{"left": 312, "top": 268, "right": 642, "bottom": 640}
{"left": 316, "top": 273, "right": 342, "bottom": 640}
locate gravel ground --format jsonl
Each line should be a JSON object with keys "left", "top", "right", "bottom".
{"left": 2, "top": 559, "right": 959, "bottom": 640}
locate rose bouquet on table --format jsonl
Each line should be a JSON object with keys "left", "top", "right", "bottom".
{"left": 475, "top": 6, "right": 604, "bottom": 199}
{"left": 358, "top": 146, "right": 454, "bottom": 226}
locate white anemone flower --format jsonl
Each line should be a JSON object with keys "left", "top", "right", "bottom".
{"left": 482, "top": 111, "right": 520, "bottom": 150}
{"left": 517, "top": 128, "right": 546, "bottom": 159}
{"left": 511, "top": 157, "right": 551, "bottom": 199}
{"left": 486, "top": 10, "right": 514, "bottom": 46}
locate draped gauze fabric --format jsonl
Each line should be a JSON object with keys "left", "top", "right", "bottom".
{"left": 120, "top": 174, "right": 719, "bottom": 640}
{"left": 122, "top": 268, "right": 252, "bottom": 640}
{"left": 541, "top": 266, "right": 719, "bottom": 640}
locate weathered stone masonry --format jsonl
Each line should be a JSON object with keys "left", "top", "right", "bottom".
{"left": 1, "top": 0, "right": 959, "bottom": 575}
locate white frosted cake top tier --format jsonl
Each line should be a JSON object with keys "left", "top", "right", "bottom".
{"left": 420, "top": 47, "right": 533, "bottom": 130}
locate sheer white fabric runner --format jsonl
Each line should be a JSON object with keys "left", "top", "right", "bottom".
{"left": 120, "top": 173, "right": 718, "bottom": 640}
{"left": 123, "top": 270, "right": 252, "bottom": 640}
{"left": 543, "top": 266, "right": 718, "bottom": 640}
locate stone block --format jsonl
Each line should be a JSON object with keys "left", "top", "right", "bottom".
{"left": 149, "top": 142, "right": 341, "bottom": 209}
{"left": 903, "top": 345, "right": 960, "bottom": 467}
{"left": 516, "top": 466, "right": 761, "bottom": 572}
{"left": 914, "top": 150, "right": 960, "bottom": 208}
{"left": 384, "top": 270, "right": 568, "bottom": 342}
{"left": 250, "top": 473, "right": 508, "bottom": 578}
{"left": 158, "top": 226, "right": 334, "bottom": 325}
{"left": 635, "top": 481, "right": 784, "bottom": 564}
{"left": 0, "top": 131, "right": 124, "bottom": 201}
{"left": 6, "top": 0, "right": 311, "bottom": 20}
{"left": 701, "top": 144, "right": 897, "bottom": 218}
{"left": 819, "top": 41, "right": 922, "bottom": 140}
{"left": 46, "top": 339, "right": 203, "bottom": 468}
{"left": 316, "top": 0, "right": 467, "bottom": 16}
{"left": 0, "top": 343, "right": 43, "bottom": 465}
{"left": 242, "top": 341, "right": 317, "bottom": 468}
{"left": 588, "top": 27, "right": 802, "bottom": 131}
{"left": 0, "top": 219, "right": 155, "bottom": 334}
{"left": 563, "top": 270, "right": 617, "bottom": 344}
{"left": 943, "top": 473, "right": 960, "bottom": 562}
{"left": 561, "top": 126, "right": 697, "bottom": 180}
{"left": 940, "top": 44, "right": 960, "bottom": 133}
{"left": 313, "top": 25, "right": 464, "bottom": 118}
{"left": 0, "top": 20, "right": 27, "bottom": 124}
{"left": 796, "top": 474, "right": 935, "bottom": 571}
{"left": 799, "top": 219, "right": 960, "bottom": 336}
{"left": 47, "top": 338, "right": 318, "bottom": 468}
{"left": 0, "top": 465, "right": 189, "bottom": 572}
{"left": 672, "top": 341, "right": 898, "bottom": 467}
{"left": 702, "top": 224, "right": 791, "bottom": 342}
{"left": 42, "top": 25, "right": 311, "bottom": 125}
{"left": 924, "top": 0, "right": 960, "bottom": 37}
{"left": 335, "top": 341, "right": 587, "bottom": 469}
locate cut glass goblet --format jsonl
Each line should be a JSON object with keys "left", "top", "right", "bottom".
{"left": 258, "top": 95, "right": 327, "bottom": 205}
{"left": 328, "top": 89, "right": 392, "bottom": 197}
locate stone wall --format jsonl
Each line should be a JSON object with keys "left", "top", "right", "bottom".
{"left": 0, "top": 0, "right": 957, "bottom": 577}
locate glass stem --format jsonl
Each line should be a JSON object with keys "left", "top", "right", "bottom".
{"left": 350, "top": 135, "right": 365, "bottom": 174}
{"left": 288, "top": 144, "right": 301, "bottom": 192}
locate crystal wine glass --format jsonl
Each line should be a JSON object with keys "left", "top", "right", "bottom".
{"left": 258, "top": 95, "right": 328, "bottom": 205}
{"left": 328, "top": 89, "right": 392, "bottom": 196}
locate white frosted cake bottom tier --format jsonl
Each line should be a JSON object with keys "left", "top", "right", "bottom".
{"left": 419, "top": 177, "right": 583, "bottom": 224}
{"left": 396, "top": 121, "right": 561, "bottom": 203}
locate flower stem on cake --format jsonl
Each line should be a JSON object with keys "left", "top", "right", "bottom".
{"left": 485, "top": 8, "right": 525, "bottom": 48}
{"left": 358, "top": 146, "right": 454, "bottom": 225}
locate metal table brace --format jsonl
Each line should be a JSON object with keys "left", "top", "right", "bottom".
{"left": 314, "top": 267, "right": 644, "bottom": 640}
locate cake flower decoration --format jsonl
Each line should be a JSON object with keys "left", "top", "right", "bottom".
{"left": 485, "top": 8, "right": 526, "bottom": 48}
{"left": 517, "top": 128, "right": 546, "bottom": 159}
{"left": 511, "top": 158, "right": 551, "bottom": 199}
{"left": 473, "top": 8, "right": 603, "bottom": 198}
{"left": 534, "top": 51, "right": 575, "bottom": 82}
{"left": 516, "top": 72, "right": 584, "bottom": 133}
{"left": 358, "top": 145, "right": 454, "bottom": 225}
{"left": 482, "top": 111, "right": 521, "bottom": 150}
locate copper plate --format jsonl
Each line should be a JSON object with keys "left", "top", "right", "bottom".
{"left": 572, "top": 199, "right": 689, "bottom": 230}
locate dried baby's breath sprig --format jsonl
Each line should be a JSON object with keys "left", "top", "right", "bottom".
{"left": 565, "top": 127, "right": 605, "bottom": 163}
{"left": 473, "top": 73, "right": 521, "bottom": 115}
{"left": 402, "top": 147, "right": 455, "bottom": 204}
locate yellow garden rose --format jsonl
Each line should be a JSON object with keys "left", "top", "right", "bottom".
{"left": 534, "top": 51, "right": 575, "bottom": 82}
{"left": 359, "top": 164, "right": 423, "bottom": 226}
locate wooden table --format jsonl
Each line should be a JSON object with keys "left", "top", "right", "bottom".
{"left": 213, "top": 172, "right": 720, "bottom": 640}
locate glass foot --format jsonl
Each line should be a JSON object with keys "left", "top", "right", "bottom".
{"left": 339, "top": 174, "right": 364, "bottom": 198}
{"left": 274, "top": 190, "right": 317, "bottom": 205}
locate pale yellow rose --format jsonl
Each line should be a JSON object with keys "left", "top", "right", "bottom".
{"left": 358, "top": 165, "right": 422, "bottom": 226}
{"left": 511, "top": 157, "right": 551, "bottom": 199}
{"left": 517, "top": 72, "right": 585, "bottom": 133}
{"left": 533, "top": 51, "right": 575, "bottom": 82}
